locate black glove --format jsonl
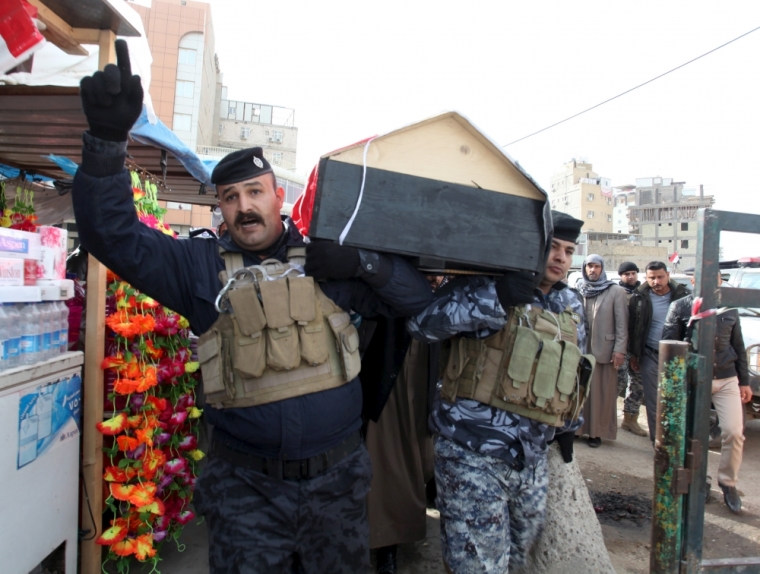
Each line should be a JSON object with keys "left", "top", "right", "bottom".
{"left": 304, "top": 241, "right": 361, "bottom": 280}
{"left": 80, "top": 40, "right": 144, "bottom": 142}
{"left": 494, "top": 270, "right": 537, "bottom": 309}
{"left": 549, "top": 431, "right": 575, "bottom": 464}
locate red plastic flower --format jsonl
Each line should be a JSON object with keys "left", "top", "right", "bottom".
{"left": 111, "top": 537, "right": 138, "bottom": 557}
{"left": 95, "top": 518, "right": 129, "bottom": 546}
{"left": 117, "top": 435, "right": 139, "bottom": 452}
{"left": 134, "top": 533, "right": 157, "bottom": 561}
{"left": 110, "top": 483, "right": 136, "bottom": 502}
{"left": 97, "top": 413, "right": 129, "bottom": 435}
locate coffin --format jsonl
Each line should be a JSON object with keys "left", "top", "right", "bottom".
{"left": 309, "top": 112, "right": 550, "bottom": 273}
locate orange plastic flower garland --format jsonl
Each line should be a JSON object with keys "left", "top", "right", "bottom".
{"left": 96, "top": 171, "right": 202, "bottom": 573}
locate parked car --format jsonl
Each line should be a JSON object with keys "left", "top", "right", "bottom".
{"left": 731, "top": 269, "right": 760, "bottom": 419}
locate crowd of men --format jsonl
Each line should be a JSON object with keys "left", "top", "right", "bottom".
{"left": 71, "top": 41, "right": 751, "bottom": 573}
{"left": 576, "top": 255, "right": 751, "bottom": 514}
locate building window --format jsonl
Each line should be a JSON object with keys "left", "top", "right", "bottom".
{"left": 607, "top": 214, "right": 612, "bottom": 222}
{"left": 240, "top": 127, "right": 251, "bottom": 139}
{"left": 681, "top": 222, "right": 688, "bottom": 231}
{"left": 681, "top": 240, "right": 689, "bottom": 249}
{"left": 271, "top": 130, "right": 283, "bottom": 143}
{"left": 173, "top": 113, "right": 192, "bottom": 131}
{"left": 587, "top": 193, "right": 594, "bottom": 201}
{"left": 176, "top": 80, "right": 194, "bottom": 98}
{"left": 668, "top": 222, "right": 672, "bottom": 226}
{"left": 587, "top": 211, "right": 594, "bottom": 219}
{"left": 178, "top": 48, "right": 196, "bottom": 66}
{"left": 271, "top": 152, "right": 283, "bottom": 165}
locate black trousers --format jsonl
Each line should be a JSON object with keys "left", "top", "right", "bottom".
{"left": 194, "top": 443, "right": 373, "bottom": 573}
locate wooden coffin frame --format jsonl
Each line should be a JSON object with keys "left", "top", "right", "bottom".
{"left": 309, "top": 112, "right": 551, "bottom": 274}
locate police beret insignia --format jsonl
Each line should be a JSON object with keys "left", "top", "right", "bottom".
{"left": 253, "top": 157, "right": 263, "bottom": 168}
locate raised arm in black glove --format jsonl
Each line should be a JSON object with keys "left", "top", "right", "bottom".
{"left": 494, "top": 270, "right": 538, "bottom": 309}
{"left": 80, "top": 40, "right": 144, "bottom": 142}
{"left": 304, "top": 241, "right": 391, "bottom": 286}
{"left": 548, "top": 431, "right": 575, "bottom": 464}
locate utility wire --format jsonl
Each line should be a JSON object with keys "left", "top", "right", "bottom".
{"left": 503, "top": 24, "right": 760, "bottom": 147}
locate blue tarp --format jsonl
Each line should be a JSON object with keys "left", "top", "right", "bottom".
{"left": 129, "top": 107, "right": 215, "bottom": 186}
{"left": 37, "top": 106, "right": 219, "bottom": 186}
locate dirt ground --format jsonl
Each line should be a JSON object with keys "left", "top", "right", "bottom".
{"left": 130, "top": 399, "right": 760, "bottom": 573}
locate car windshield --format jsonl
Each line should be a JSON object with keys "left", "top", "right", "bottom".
{"left": 738, "top": 273, "right": 760, "bottom": 316}
{"left": 739, "top": 274, "right": 760, "bottom": 290}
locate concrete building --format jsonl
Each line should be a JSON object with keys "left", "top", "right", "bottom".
{"left": 612, "top": 185, "right": 636, "bottom": 235}
{"left": 577, "top": 232, "right": 668, "bottom": 273}
{"left": 549, "top": 159, "right": 613, "bottom": 232}
{"left": 210, "top": 87, "right": 298, "bottom": 171}
{"left": 130, "top": 0, "right": 221, "bottom": 234}
{"left": 627, "top": 178, "right": 714, "bottom": 271}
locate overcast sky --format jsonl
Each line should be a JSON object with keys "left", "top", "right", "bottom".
{"left": 206, "top": 0, "right": 760, "bottom": 258}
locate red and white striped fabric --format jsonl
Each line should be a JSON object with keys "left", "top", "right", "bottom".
{"left": 0, "top": 0, "right": 46, "bottom": 74}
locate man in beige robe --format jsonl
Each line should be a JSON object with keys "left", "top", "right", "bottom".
{"left": 576, "top": 254, "right": 628, "bottom": 446}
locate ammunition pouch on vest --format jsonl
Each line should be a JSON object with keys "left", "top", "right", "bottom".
{"left": 440, "top": 305, "right": 595, "bottom": 427}
{"left": 197, "top": 247, "right": 361, "bottom": 409}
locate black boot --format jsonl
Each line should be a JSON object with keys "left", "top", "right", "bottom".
{"left": 719, "top": 483, "right": 742, "bottom": 514}
{"left": 426, "top": 478, "right": 437, "bottom": 508}
{"left": 376, "top": 545, "right": 397, "bottom": 574}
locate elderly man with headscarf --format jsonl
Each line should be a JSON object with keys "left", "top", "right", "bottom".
{"left": 575, "top": 254, "right": 628, "bottom": 447}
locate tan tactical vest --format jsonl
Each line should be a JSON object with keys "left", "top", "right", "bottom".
{"left": 441, "top": 305, "right": 596, "bottom": 427}
{"left": 197, "top": 247, "right": 361, "bottom": 409}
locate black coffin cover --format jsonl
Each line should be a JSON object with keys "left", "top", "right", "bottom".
{"left": 308, "top": 112, "right": 550, "bottom": 274}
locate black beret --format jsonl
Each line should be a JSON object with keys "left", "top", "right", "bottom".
{"left": 551, "top": 210, "right": 584, "bottom": 243}
{"left": 618, "top": 261, "right": 639, "bottom": 274}
{"left": 211, "top": 147, "right": 273, "bottom": 187}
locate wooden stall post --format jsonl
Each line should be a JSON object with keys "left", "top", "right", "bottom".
{"left": 80, "top": 29, "right": 116, "bottom": 574}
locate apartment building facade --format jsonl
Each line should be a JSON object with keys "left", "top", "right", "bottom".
{"left": 549, "top": 159, "right": 613, "bottom": 232}
{"left": 627, "top": 178, "right": 714, "bottom": 270}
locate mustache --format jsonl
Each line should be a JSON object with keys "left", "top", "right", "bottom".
{"left": 235, "top": 211, "right": 264, "bottom": 226}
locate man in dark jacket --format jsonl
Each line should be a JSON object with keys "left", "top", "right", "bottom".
{"left": 663, "top": 273, "right": 752, "bottom": 514}
{"left": 74, "top": 42, "right": 433, "bottom": 573}
{"left": 616, "top": 261, "right": 647, "bottom": 436}
{"left": 628, "top": 261, "right": 689, "bottom": 441}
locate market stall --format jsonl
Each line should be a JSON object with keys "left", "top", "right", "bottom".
{"left": 0, "top": 3, "right": 217, "bottom": 572}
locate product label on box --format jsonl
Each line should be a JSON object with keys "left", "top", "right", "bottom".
{"left": 0, "top": 258, "right": 24, "bottom": 286}
{"left": 17, "top": 373, "right": 82, "bottom": 468}
{"left": 38, "top": 226, "right": 67, "bottom": 280}
{"left": 0, "top": 236, "right": 30, "bottom": 255}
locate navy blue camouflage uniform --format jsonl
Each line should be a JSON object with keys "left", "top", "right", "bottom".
{"left": 72, "top": 134, "right": 433, "bottom": 573}
{"left": 408, "top": 276, "right": 587, "bottom": 572}
{"left": 616, "top": 280, "right": 644, "bottom": 415}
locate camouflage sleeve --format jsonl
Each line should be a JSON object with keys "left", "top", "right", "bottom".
{"left": 565, "top": 288, "right": 588, "bottom": 354}
{"left": 407, "top": 276, "right": 507, "bottom": 343}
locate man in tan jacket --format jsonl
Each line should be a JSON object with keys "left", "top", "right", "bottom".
{"left": 576, "top": 254, "right": 628, "bottom": 447}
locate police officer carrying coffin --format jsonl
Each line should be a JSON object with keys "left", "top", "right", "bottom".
{"left": 73, "top": 41, "right": 433, "bottom": 573}
{"left": 407, "top": 211, "right": 593, "bottom": 573}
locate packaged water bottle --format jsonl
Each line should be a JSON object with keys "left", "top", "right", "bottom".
{"left": 58, "top": 300, "right": 70, "bottom": 354}
{"left": 0, "top": 305, "right": 8, "bottom": 372}
{"left": 5, "top": 303, "right": 21, "bottom": 368}
{"left": 40, "top": 302, "right": 52, "bottom": 361}
{"left": 49, "top": 301, "right": 61, "bottom": 357}
{"left": 19, "top": 303, "right": 41, "bottom": 365}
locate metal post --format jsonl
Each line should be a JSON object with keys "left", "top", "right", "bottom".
{"left": 681, "top": 209, "right": 721, "bottom": 572}
{"left": 651, "top": 340, "right": 691, "bottom": 573}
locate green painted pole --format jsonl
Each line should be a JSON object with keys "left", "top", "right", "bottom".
{"left": 651, "top": 340, "right": 690, "bottom": 574}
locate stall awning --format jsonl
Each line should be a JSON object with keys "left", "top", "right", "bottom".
{"left": 0, "top": 85, "right": 215, "bottom": 205}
